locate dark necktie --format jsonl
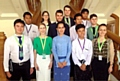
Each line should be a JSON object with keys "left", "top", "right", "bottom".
{"left": 18, "top": 36, "right": 23, "bottom": 60}
{"left": 66, "top": 18, "right": 69, "bottom": 23}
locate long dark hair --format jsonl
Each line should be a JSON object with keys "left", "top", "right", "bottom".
{"left": 98, "top": 24, "right": 108, "bottom": 39}
{"left": 41, "top": 11, "right": 51, "bottom": 26}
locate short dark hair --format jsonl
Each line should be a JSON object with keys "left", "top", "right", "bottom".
{"left": 56, "top": 21, "right": 65, "bottom": 28}
{"left": 63, "top": 5, "right": 71, "bottom": 10}
{"left": 98, "top": 24, "right": 107, "bottom": 30}
{"left": 75, "top": 24, "right": 85, "bottom": 32}
{"left": 81, "top": 8, "right": 89, "bottom": 14}
{"left": 90, "top": 14, "right": 98, "bottom": 19}
{"left": 74, "top": 13, "right": 82, "bottom": 20}
{"left": 55, "top": 10, "right": 63, "bottom": 15}
{"left": 14, "top": 19, "right": 25, "bottom": 26}
{"left": 23, "top": 12, "right": 32, "bottom": 18}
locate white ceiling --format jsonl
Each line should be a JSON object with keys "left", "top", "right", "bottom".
{"left": 0, "top": 0, "right": 120, "bottom": 20}
{"left": 82, "top": 0, "right": 120, "bottom": 19}
{"left": 0, "top": 0, "right": 28, "bottom": 20}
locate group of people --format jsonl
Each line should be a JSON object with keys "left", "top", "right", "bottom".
{"left": 3, "top": 5, "right": 114, "bottom": 81}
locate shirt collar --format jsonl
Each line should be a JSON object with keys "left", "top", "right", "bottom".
{"left": 15, "top": 34, "right": 23, "bottom": 37}
{"left": 26, "top": 24, "right": 32, "bottom": 27}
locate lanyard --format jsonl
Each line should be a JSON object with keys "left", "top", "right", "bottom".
{"left": 46, "top": 25, "right": 49, "bottom": 30}
{"left": 25, "top": 25, "right": 32, "bottom": 34}
{"left": 15, "top": 35, "right": 24, "bottom": 48}
{"left": 98, "top": 38, "right": 106, "bottom": 52}
{"left": 78, "top": 39, "right": 85, "bottom": 52}
{"left": 64, "top": 18, "right": 71, "bottom": 26}
{"left": 90, "top": 26, "right": 98, "bottom": 37}
{"left": 39, "top": 36, "right": 47, "bottom": 51}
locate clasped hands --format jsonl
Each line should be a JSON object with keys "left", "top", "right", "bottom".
{"left": 80, "top": 64, "right": 86, "bottom": 71}
{"left": 57, "top": 61, "right": 67, "bottom": 68}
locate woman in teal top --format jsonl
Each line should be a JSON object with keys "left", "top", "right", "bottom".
{"left": 33, "top": 23, "right": 53, "bottom": 81}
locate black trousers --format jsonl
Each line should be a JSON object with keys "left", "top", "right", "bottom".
{"left": 8, "top": 60, "right": 30, "bottom": 81}
{"left": 74, "top": 65, "right": 91, "bottom": 81}
{"left": 91, "top": 57, "right": 110, "bottom": 81}
{"left": 30, "top": 68, "right": 36, "bottom": 79}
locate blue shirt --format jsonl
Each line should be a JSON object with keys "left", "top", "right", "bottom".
{"left": 52, "top": 35, "right": 72, "bottom": 67}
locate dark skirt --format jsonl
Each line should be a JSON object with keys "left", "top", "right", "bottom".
{"left": 74, "top": 65, "right": 91, "bottom": 81}
{"left": 54, "top": 62, "right": 70, "bottom": 81}
{"left": 91, "top": 57, "right": 110, "bottom": 81}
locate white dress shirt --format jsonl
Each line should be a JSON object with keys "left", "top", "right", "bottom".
{"left": 82, "top": 20, "right": 91, "bottom": 29}
{"left": 70, "top": 25, "right": 78, "bottom": 42}
{"left": 3, "top": 34, "right": 34, "bottom": 72}
{"left": 82, "top": 20, "right": 91, "bottom": 37}
{"left": 23, "top": 24, "right": 39, "bottom": 41}
{"left": 72, "top": 38, "right": 93, "bottom": 66}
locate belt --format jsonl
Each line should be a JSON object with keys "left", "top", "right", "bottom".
{"left": 58, "top": 56, "right": 66, "bottom": 59}
{"left": 12, "top": 59, "right": 30, "bottom": 66}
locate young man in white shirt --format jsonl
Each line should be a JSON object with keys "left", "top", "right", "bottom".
{"left": 81, "top": 8, "right": 91, "bottom": 29}
{"left": 23, "top": 12, "right": 39, "bottom": 41}
{"left": 23, "top": 12, "right": 39, "bottom": 79}
{"left": 72, "top": 24, "right": 93, "bottom": 81}
{"left": 70, "top": 13, "right": 82, "bottom": 42}
{"left": 3, "top": 19, "right": 34, "bottom": 81}
{"left": 81, "top": 8, "right": 91, "bottom": 37}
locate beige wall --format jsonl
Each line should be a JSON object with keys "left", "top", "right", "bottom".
{"left": 97, "top": 19, "right": 107, "bottom": 24}
{"left": 0, "top": 20, "right": 15, "bottom": 37}
{"left": 113, "top": 5, "right": 120, "bottom": 36}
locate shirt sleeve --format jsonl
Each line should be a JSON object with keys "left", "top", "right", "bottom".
{"left": 48, "top": 25, "right": 52, "bottom": 38}
{"left": 85, "top": 40, "right": 93, "bottom": 65}
{"left": 29, "top": 38, "right": 34, "bottom": 68}
{"left": 33, "top": 38, "right": 37, "bottom": 50}
{"left": 36, "top": 26, "right": 39, "bottom": 37}
{"left": 109, "top": 39, "right": 114, "bottom": 65}
{"left": 49, "top": 37, "right": 52, "bottom": 53}
{"left": 3, "top": 38, "right": 11, "bottom": 72}
{"left": 65, "top": 38, "right": 72, "bottom": 62}
{"left": 72, "top": 41, "right": 82, "bottom": 66}
{"left": 70, "top": 28, "right": 74, "bottom": 42}
{"left": 52, "top": 38, "right": 59, "bottom": 63}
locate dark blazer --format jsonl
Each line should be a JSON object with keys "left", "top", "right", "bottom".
{"left": 63, "top": 17, "right": 75, "bottom": 27}
{"left": 48, "top": 22, "right": 70, "bottom": 38}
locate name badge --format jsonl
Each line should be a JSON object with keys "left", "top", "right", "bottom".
{"left": 98, "top": 55, "right": 102, "bottom": 61}
{"left": 42, "top": 53, "right": 46, "bottom": 59}
{"left": 20, "top": 51, "right": 23, "bottom": 57}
